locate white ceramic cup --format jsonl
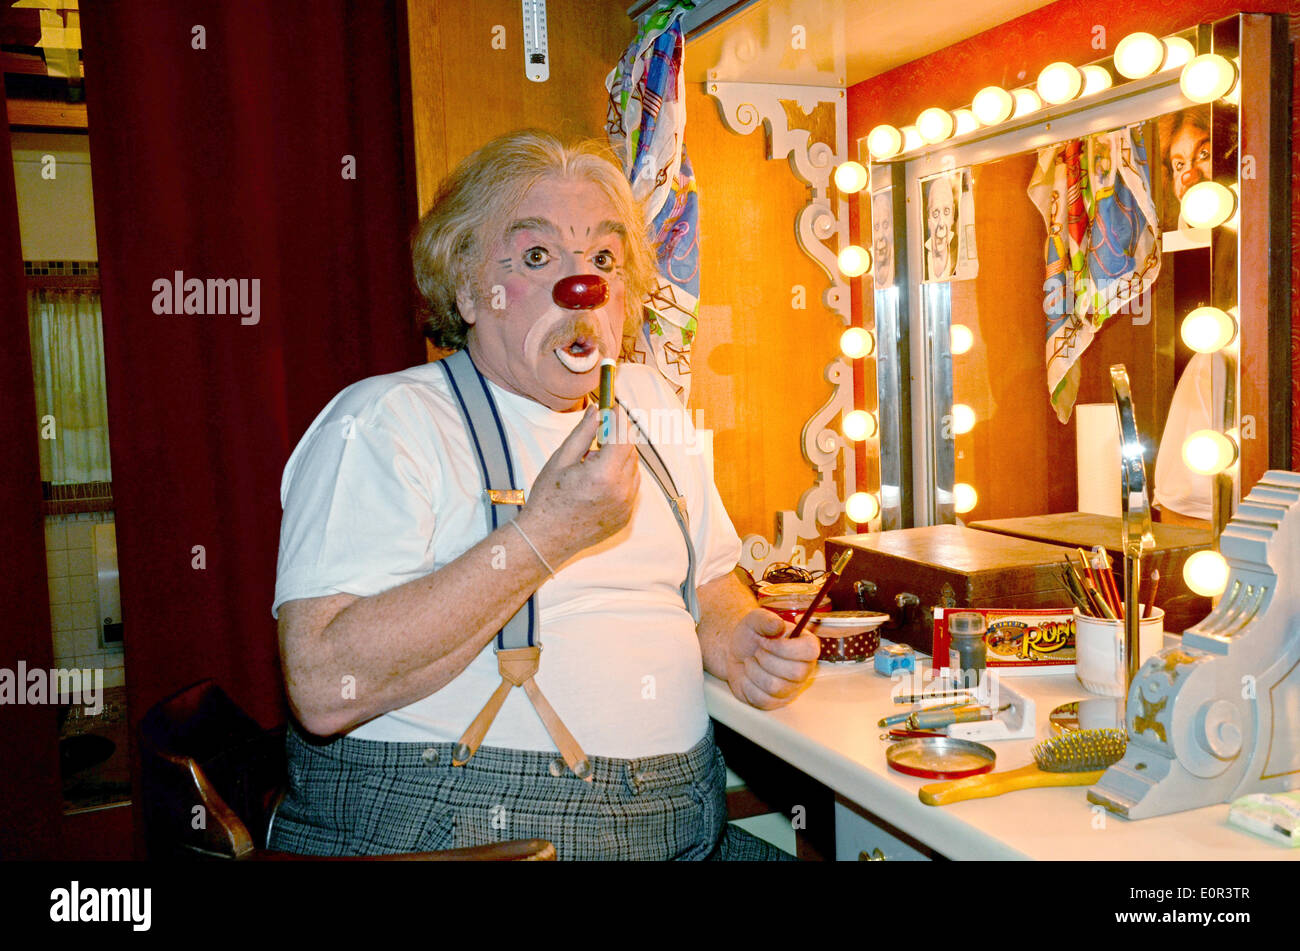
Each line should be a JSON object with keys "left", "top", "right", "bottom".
{"left": 1074, "top": 607, "right": 1165, "bottom": 697}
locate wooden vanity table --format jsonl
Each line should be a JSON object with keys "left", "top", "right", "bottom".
{"left": 705, "top": 654, "right": 1299, "bottom": 861}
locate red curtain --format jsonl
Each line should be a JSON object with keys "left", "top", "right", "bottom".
{"left": 0, "top": 82, "right": 65, "bottom": 861}
{"left": 78, "top": 0, "right": 424, "bottom": 846}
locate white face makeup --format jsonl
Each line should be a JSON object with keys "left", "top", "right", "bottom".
{"left": 459, "top": 177, "right": 630, "bottom": 412}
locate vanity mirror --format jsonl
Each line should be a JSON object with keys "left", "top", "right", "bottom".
{"left": 864, "top": 13, "right": 1291, "bottom": 556}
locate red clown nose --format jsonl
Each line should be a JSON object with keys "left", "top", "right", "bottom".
{"left": 552, "top": 274, "right": 608, "bottom": 310}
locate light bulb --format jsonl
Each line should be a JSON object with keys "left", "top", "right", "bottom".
{"left": 953, "top": 108, "right": 978, "bottom": 135}
{"left": 1180, "top": 53, "right": 1238, "bottom": 103}
{"left": 900, "top": 125, "right": 923, "bottom": 152}
{"left": 1114, "top": 32, "right": 1164, "bottom": 79}
{"left": 951, "top": 403, "right": 976, "bottom": 435}
{"left": 1037, "top": 62, "right": 1082, "bottom": 105}
{"left": 837, "top": 245, "right": 872, "bottom": 278}
{"left": 843, "top": 410, "right": 878, "bottom": 441}
{"left": 1080, "top": 64, "right": 1113, "bottom": 96}
{"left": 1180, "top": 306, "right": 1237, "bottom": 353}
{"left": 867, "top": 125, "right": 903, "bottom": 160}
{"left": 954, "top": 483, "right": 978, "bottom": 514}
{"left": 1223, "top": 57, "right": 1241, "bottom": 105}
{"left": 1161, "top": 36, "right": 1195, "bottom": 71}
{"left": 1182, "top": 430, "right": 1238, "bottom": 475}
{"left": 840, "top": 327, "right": 875, "bottom": 359}
{"left": 834, "top": 161, "right": 868, "bottom": 194}
{"left": 1180, "top": 181, "right": 1237, "bottom": 229}
{"left": 1184, "top": 550, "right": 1229, "bottom": 597}
{"left": 950, "top": 324, "right": 974, "bottom": 355}
{"left": 1011, "top": 88, "right": 1042, "bottom": 118}
{"left": 846, "top": 491, "right": 880, "bottom": 523}
{"left": 917, "top": 107, "right": 954, "bottom": 144}
{"left": 971, "top": 86, "right": 1014, "bottom": 126}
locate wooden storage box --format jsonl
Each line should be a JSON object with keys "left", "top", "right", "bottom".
{"left": 824, "top": 525, "right": 1074, "bottom": 655}
{"left": 967, "top": 513, "right": 1212, "bottom": 635}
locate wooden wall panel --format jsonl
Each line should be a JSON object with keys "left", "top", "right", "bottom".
{"left": 407, "top": 0, "right": 636, "bottom": 215}
{"left": 685, "top": 81, "right": 848, "bottom": 552}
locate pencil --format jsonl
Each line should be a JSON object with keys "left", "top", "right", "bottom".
{"left": 787, "top": 549, "right": 853, "bottom": 639}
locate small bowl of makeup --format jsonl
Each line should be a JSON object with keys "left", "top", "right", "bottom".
{"left": 809, "top": 610, "right": 889, "bottom": 663}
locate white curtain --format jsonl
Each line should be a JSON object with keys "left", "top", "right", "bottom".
{"left": 27, "top": 288, "right": 113, "bottom": 485}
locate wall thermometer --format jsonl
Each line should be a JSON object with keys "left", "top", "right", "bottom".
{"left": 522, "top": 0, "right": 549, "bottom": 82}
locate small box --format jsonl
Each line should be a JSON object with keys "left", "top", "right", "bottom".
{"left": 825, "top": 525, "right": 1075, "bottom": 655}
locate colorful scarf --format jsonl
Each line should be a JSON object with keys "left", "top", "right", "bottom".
{"left": 605, "top": 1, "right": 698, "bottom": 403}
{"left": 1029, "top": 126, "right": 1160, "bottom": 422}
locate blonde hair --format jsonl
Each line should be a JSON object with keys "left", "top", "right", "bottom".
{"left": 412, "top": 129, "right": 658, "bottom": 350}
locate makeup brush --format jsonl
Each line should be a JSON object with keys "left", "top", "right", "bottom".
{"left": 1058, "top": 563, "right": 1093, "bottom": 614}
{"left": 918, "top": 728, "right": 1127, "bottom": 806}
{"left": 787, "top": 549, "right": 852, "bottom": 639}
{"left": 1143, "top": 569, "right": 1160, "bottom": 619}
{"left": 1074, "top": 550, "right": 1117, "bottom": 620}
{"left": 1094, "top": 546, "right": 1124, "bottom": 620}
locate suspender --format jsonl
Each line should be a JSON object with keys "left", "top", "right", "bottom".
{"left": 438, "top": 349, "right": 699, "bottom": 779}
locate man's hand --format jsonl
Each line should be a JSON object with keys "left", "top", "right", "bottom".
{"left": 723, "top": 608, "right": 820, "bottom": 710}
{"left": 519, "top": 405, "right": 639, "bottom": 565}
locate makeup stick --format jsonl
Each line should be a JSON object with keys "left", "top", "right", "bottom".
{"left": 597, "top": 359, "right": 616, "bottom": 446}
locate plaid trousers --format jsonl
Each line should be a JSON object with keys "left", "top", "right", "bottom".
{"left": 268, "top": 721, "right": 794, "bottom": 861}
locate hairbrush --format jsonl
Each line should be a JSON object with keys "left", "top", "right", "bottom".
{"left": 918, "top": 728, "right": 1127, "bottom": 806}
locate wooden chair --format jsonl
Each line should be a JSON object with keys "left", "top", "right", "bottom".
{"left": 138, "top": 679, "right": 554, "bottom": 861}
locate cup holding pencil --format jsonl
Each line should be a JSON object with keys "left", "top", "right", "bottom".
{"left": 1073, "top": 607, "right": 1165, "bottom": 697}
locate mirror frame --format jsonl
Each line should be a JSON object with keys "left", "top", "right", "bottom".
{"left": 861, "top": 13, "right": 1292, "bottom": 531}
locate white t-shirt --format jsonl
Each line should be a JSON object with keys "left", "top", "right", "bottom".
{"left": 273, "top": 360, "right": 741, "bottom": 758}
{"left": 1154, "top": 352, "right": 1215, "bottom": 521}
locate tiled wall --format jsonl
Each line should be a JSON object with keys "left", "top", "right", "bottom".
{"left": 44, "top": 511, "right": 124, "bottom": 687}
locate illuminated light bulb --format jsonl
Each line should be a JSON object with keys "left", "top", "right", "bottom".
{"left": 1160, "top": 36, "right": 1195, "bottom": 71}
{"left": 899, "top": 125, "right": 923, "bottom": 152}
{"left": 867, "top": 125, "right": 903, "bottom": 161}
{"left": 1223, "top": 57, "right": 1241, "bottom": 105}
{"left": 842, "top": 410, "right": 878, "bottom": 441}
{"left": 1181, "top": 181, "right": 1237, "bottom": 229}
{"left": 1080, "top": 64, "right": 1113, "bottom": 96}
{"left": 834, "top": 161, "right": 868, "bottom": 194}
{"left": 840, "top": 327, "right": 875, "bottom": 359}
{"left": 951, "top": 403, "right": 976, "bottom": 435}
{"left": 916, "top": 107, "right": 955, "bottom": 144}
{"left": 971, "top": 86, "right": 1014, "bottom": 126}
{"left": 1182, "top": 430, "right": 1238, "bottom": 475}
{"left": 1180, "top": 53, "right": 1237, "bottom": 103}
{"left": 1114, "top": 32, "right": 1164, "bottom": 79}
{"left": 846, "top": 491, "right": 881, "bottom": 523}
{"left": 837, "top": 245, "right": 872, "bottom": 278}
{"left": 1011, "top": 87, "right": 1042, "bottom": 118}
{"left": 953, "top": 108, "right": 978, "bottom": 135}
{"left": 950, "top": 324, "right": 974, "bottom": 355}
{"left": 953, "top": 483, "right": 978, "bottom": 514}
{"left": 1180, "top": 306, "right": 1237, "bottom": 353}
{"left": 1037, "top": 62, "right": 1083, "bottom": 105}
{"left": 1184, "top": 550, "right": 1229, "bottom": 597}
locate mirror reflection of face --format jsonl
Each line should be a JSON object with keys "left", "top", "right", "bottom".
{"left": 1168, "top": 121, "right": 1212, "bottom": 200}
{"left": 872, "top": 191, "right": 892, "bottom": 284}
{"left": 459, "top": 177, "right": 629, "bottom": 412}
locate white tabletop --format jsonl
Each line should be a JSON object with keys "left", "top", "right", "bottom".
{"left": 704, "top": 651, "right": 1299, "bottom": 860}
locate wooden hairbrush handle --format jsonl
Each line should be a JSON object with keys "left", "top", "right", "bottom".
{"left": 919, "top": 765, "right": 1106, "bottom": 806}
